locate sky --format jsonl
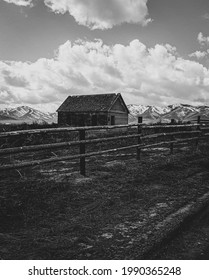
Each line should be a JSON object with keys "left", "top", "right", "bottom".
{"left": 0, "top": 0, "right": 209, "bottom": 112}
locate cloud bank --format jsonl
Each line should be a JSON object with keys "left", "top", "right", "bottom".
{"left": 2, "top": 0, "right": 151, "bottom": 29}
{"left": 1, "top": 39, "right": 209, "bottom": 111}
{"left": 44, "top": 0, "right": 151, "bottom": 29}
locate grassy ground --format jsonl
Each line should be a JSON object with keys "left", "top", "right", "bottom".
{"left": 147, "top": 204, "right": 209, "bottom": 259}
{"left": 1, "top": 136, "right": 209, "bottom": 259}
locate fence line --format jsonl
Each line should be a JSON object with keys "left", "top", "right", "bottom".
{"left": 0, "top": 123, "right": 139, "bottom": 138}
{"left": 0, "top": 130, "right": 202, "bottom": 157}
{"left": 0, "top": 123, "right": 200, "bottom": 138}
{"left": 0, "top": 133, "right": 141, "bottom": 156}
{"left": 0, "top": 116, "right": 208, "bottom": 175}
{"left": 0, "top": 136, "right": 200, "bottom": 172}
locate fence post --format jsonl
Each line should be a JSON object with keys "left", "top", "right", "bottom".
{"left": 195, "top": 116, "right": 201, "bottom": 151}
{"left": 137, "top": 117, "right": 143, "bottom": 160}
{"left": 79, "top": 129, "right": 86, "bottom": 176}
{"left": 170, "top": 119, "right": 175, "bottom": 154}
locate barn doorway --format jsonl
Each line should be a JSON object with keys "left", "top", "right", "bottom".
{"left": 92, "top": 115, "right": 97, "bottom": 126}
{"left": 111, "top": 115, "right": 115, "bottom": 125}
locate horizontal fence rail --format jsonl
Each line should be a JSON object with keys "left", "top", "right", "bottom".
{"left": 0, "top": 137, "right": 200, "bottom": 172}
{"left": 0, "top": 130, "right": 201, "bottom": 156}
{"left": 0, "top": 124, "right": 139, "bottom": 138}
{"left": 0, "top": 133, "right": 141, "bottom": 156}
{"left": 0, "top": 116, "right": 208, "bottom": 175}
{"left": 0, "top": 123, "right": 200, "bottom": 138}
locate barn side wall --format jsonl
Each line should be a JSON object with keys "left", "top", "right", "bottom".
{"left": 107, "top": 111, "right": 128, "bottom": 125}
{"left": 58, "top": 111, "right": 108, "bottom": 126}
{"left": 107, "top": 96, "right": 129, "bottom": 125}
{"left": 58, "top": 111, "right": 128, "bottom": 126}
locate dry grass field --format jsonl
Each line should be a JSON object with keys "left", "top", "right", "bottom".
{"left": 0, "top": 125, "right": 209, "bottom": 259}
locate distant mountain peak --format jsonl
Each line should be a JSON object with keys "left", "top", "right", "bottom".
{"left": 128, "top": 104, "right": 209, "bottom": 124}
{"left": 0, "top": 106, "right": 57, "bottom": 124}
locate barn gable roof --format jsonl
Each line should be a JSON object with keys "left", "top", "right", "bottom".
{"left": 57, "top": 93, "right": 129, "bottom": 113}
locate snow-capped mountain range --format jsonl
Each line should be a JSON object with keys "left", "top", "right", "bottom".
{"left": 0, "top": 106, "right": 57, "bottom": 124}
{"left": 127, "top": 104, "right": 209, "bottom": 123}
{"left": 0, "top": 104, "right": 209, "bottom": 124}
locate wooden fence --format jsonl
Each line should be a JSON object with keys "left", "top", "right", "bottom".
{"left": 0, "top": 116, "right": 209, "bottom": 176}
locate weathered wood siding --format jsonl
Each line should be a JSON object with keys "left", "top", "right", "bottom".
{"left": 58, "top": 112, "right": 66, "bottom": 125}
{"left": 58, "top": 112, "right": 108, "bottom": 126}
{"left": 108, "top": 97, "right": 128, "bottom": 125}
{"left": 108, "top": 112, "right": 128, "bottom": 125}
{"left": 110, "top": 97, "right": 127, "bottom": 113}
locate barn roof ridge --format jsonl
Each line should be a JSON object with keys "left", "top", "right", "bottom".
{"left": 57, "top": 93, "right": 129, "bottom": 113}
{"left": 67, "top": 92, "right": 118, "bottom": 97}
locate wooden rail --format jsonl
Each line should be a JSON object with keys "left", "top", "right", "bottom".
{"left": 0, "top": 123, "right": 139, "bottom": 138}
{"left": 0, "top": 123, "right": 200, "bottom": 138}
{"left": 0, "top": 131, "right": 201, "bottom": 156}
{"left": 0, "top": 116, "right": 208, "bottom": 175}
{"left": 0, "top": 137, "right": 200, "bottom": 171}
{"left": 0, "top": 133, "right": 141, "bottom": 156}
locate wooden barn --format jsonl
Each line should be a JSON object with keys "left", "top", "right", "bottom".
{"left": 57, "top": 93, "right": 129, "bottom": 126}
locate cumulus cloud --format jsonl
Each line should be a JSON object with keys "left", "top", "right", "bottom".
{"left": 197, "top": 32, "right": 209, "bottom": 46}
{"left": 189, "top": 50, "right": 207, "bottom": 59}
{"left": 3, "top": 0, "right": 151, "bottom": 29}
{"left": 1, "top": 39, "right": 209, "bottom": 111}
{"left": 44, "top": 0, "right": 151, "bottom": 29}
{"left": 2, "top": 0, "right": 33, "bottom": 6}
